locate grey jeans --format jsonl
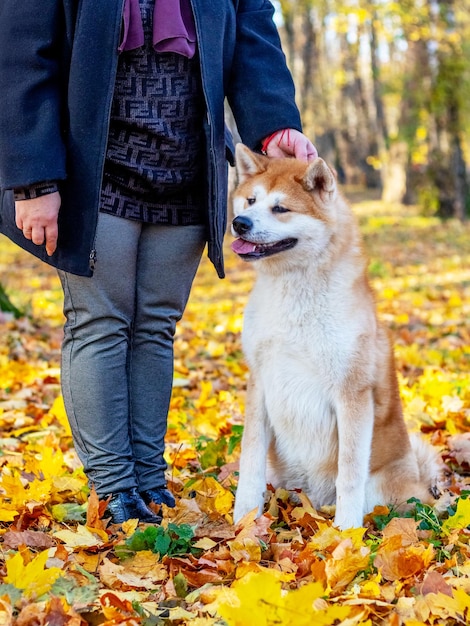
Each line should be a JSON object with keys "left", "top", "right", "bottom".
{"left": 58, "top": 212, "right": 206, "bottom": 496}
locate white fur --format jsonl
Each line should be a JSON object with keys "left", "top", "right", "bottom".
{"left": 232, "top": 146, "right": 440, "bottom": 529}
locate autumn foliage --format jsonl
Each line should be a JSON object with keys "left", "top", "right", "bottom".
{"left": 0, "top": 194, "right": 469, "bottom": 624}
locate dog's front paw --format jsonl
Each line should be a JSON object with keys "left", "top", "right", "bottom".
{"left": 333, "top": 509, "right": 365, "bottom": 530}
{"left": 233, "top": 495, "right": 264, "bottom": 525}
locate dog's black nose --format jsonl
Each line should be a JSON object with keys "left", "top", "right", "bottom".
{"left": 232, "top": 215, "right": 253, "bottom": 235}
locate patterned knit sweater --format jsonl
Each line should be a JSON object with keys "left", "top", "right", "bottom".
{"left": 100, "top": 0, "right": 205, "bottom": 225}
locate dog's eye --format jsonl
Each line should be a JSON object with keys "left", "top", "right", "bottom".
{"left": 272, "top": 205, "right": 290, "bottom": 214}
{"left": 247, "top": 197, "right": 256, "bottom": 205}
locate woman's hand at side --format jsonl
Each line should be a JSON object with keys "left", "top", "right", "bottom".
{"left": 15, "top": 192, "right": 61, "bottom": 256}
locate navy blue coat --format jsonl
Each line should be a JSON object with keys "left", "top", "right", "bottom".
{"left": 0, "top": 0, "right": 302, "bottom": 277}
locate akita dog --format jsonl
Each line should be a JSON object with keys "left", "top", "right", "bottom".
{"left": 231, "top": 144, "right": 440, "bottom": 529}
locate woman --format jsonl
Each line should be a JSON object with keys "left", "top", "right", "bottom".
{"left": 0, "top": 0, "right": 317, "bottom": 524}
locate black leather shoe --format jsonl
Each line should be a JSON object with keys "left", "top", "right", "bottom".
{"left": 104, "top": 487, "right": 162, "bottom": 524}
{"left": 140, "top": 487, "right": 176, "bottom": 509}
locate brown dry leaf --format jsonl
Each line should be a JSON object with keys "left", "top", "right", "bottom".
{"left": 217, "top": 460, "right": 239, "bottom": 482}
{"left": 99, "top": 556, "right": 164, "bottom": 591}
{"left": 177, "top": 566, "right": 231, "bottom": 588}
{"left": 3, "top": 529, "right": 55, "bottom": 550}
{"left": 235, "top": 510, "right": 273, "bottom": 543}
{"left": 196, "top": 545, "right": 236, "bottom": 577}
{"left": 419, "top": 570, "right": 454, "bottom": 597}
{"left": 15, "top": 603, "right": 48, "bottom": 626}
{"left": 120, "top": 550, "right": 168, "bottom": 582}
{"left": 87, "top": 484, "right": 109, "bottom": 532}
{"left": 53, "top": 542, "right": 70, "bottom": 563}
{"left": 193, "top": 517, "right": 236, "bottom": 540}
{"left": 44, "top": 596, "right": 83, "bottom": 626}
{"left": 290, "top": 492, "right": 324, "bottom": 521}
{"left": 167, "top": 496, "right": 203, "bottom": 526}
{"left": 75, "top": 550, "right": 103, "bottom": 574}
{"left": 381, "top": 517, "right": 419, "bottom": 546}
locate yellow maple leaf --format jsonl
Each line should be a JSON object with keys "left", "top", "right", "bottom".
{"left": 308, "top": 523, "right": 342, "bottom": 551}
{"left": 216, "top": 570, "right": 351, "bottom": 626}
{"left": 234, "top": 562, "right": 294, "bottom": 582}
{"left": 4, "top": 549, "right": 62, "bottom": 598}
{"left": 26, "top": 443, "right": 65, "bottom": 479}
{"left": 189, "top": 476, "right": 234, "bottom": 516}
{"left": 26, "top": 477, "right": 53, "bottom": 505}
{"left": 342, "top": 525, "right": 368, "bottom": 548}
{"left": 0, "top": 360, "right": 37, "bottom": 391}
{"left": 228, "top": 537, "right": 262, "bottom": 563}
{"left": 283, "top": 583, "right": 350, "bottom": 626}
{"left": 0, "top": 472, "right": 51, "bottom": 510}
{"left": 0, "top": 473, "right": 28, "bottom": 508}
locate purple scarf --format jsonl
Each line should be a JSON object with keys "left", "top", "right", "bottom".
{"left": 119, "top": 0, "right": 196, "bottom": 58}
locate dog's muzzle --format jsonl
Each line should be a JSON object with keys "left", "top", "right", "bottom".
{"left": 232, "top": 215, "right": 253, "bottom": 236}
{"left": 231, "top": 215, "right": 297, "bottom": 260}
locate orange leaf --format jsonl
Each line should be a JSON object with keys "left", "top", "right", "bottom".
{"left": 324, "top": 538, "right": 370, "bottom": 591}
{"left": 374, "top": 542, "right": 434, "bottom": 581}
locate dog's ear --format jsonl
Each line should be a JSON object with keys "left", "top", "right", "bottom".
{"left": 235, "top": 143, "right": 268, "bottom": 184}
{"left": 302, "top": 158, "right": 337, "bottom": 203}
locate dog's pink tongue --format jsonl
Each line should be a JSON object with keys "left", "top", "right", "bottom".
{"left": 231, "top": 238, "right": 257, "bottom": 254}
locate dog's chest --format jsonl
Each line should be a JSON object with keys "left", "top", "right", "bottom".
{"left": 241, "top": 276, "right": 369, "bottom": 444}
{"left": 242, "top": 279, "right": 359, "bottom": 383}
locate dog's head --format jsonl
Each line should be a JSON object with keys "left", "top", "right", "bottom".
{"left": 231, "top": 144, "right": 341, "bottom": 267}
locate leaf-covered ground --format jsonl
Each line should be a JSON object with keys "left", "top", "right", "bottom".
{"left": 0, "top": 192, "right": 469, "bottom": 625}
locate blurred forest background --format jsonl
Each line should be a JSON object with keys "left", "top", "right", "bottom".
{"left": 264, "top": 0, "right": 470, "bottom": 219}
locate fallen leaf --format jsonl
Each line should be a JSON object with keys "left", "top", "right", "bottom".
{"left": 419, "top": 570, "right": 453, "bottom": 597}
{"left": 54, "top": 524, "right": 105, "bottom": 548}
{"left": 3, "top": 529, "right": 55, "bottom": 550}
{"left": 4, "top": 549, "right": 62, "bottom": 599}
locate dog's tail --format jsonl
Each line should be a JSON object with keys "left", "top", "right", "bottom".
{"left": 409, "top": 433, "right": 444, "bottom": 499}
